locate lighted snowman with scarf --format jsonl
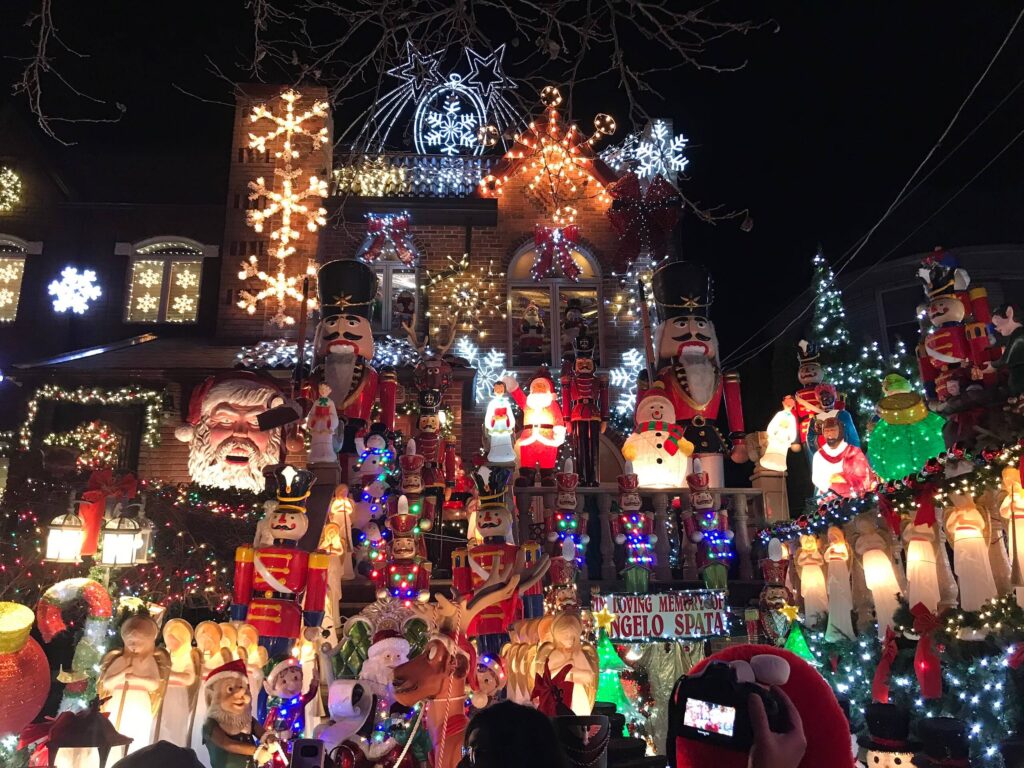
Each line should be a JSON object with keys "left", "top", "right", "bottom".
{"left": 621, "top": 382, "right": 694, "bottom": 488}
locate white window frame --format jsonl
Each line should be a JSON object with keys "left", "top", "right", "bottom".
{"left": 506, "top": 243, "right": 603, "bottom": 370}
{"left": 117, "top": 237, "right": 217, "bottom": 324}
{"left": 0, "top": 234, "right": 42, "bottom": 324}
{"left": 367, "top": 260, "right": 419, "bottom": 334}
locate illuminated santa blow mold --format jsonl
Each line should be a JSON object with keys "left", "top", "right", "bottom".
{"left": 622, "top": 383, "right": 693, "bottom": 488}
{"left": 175, "top": 373, "right": 287, "bottom": 494}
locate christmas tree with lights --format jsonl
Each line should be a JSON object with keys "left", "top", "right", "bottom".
{"left": 594, "top": 621, "right": 639, "bottom": 734}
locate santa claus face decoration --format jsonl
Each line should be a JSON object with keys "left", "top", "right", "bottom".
{"left": 176, "top": 375, "right": 284, "bottom": 493}
{"left": 477, "top": 505, "right": 513, "bottom": 539}
{"left": 656, "top": 315, "right": 719, "bottom": 362}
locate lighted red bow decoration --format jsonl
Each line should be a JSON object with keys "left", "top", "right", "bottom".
{"left": 1008, "top": 644, "right": 1024, "bottom": 670}
{"left": 532, "top": 661, "right": 574, "bottom": 717}
{"left": 606, "top": 172, "right": 682, "bottom": 261}
{"left": 911, "top": 602, "right": 942, "bottom": 699}
{"left": 533, "top": 225, "right": 581, "bottom": 281}
{"left": 871, "top": 625, "right": 899, "bottom": 703}
{"left": 876, "top": 492, "right": 901, "bottom": 536}
{"left": 363, "top": 213, "right": 415, "bottom": 265}
{"left": 86, "top": 469, "right": 138, "bottom": 500}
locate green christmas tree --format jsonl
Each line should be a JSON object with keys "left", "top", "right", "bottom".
{"left": 808, "top": 250, "right": 919, "bottom": 437}
{"left": 595, "top": 628, "right": 639, "bottom": 734}
{"left": 783, "top": 622, "right": 816, "bottom": 665}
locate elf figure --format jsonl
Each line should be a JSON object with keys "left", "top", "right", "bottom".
{"left": 232, "top": 466, "right": 329, "bottom": 656}
{"left": 560, "top": 326, "right": 609, "bottom": 486}
{"left": 650, "top": 259, "right": 746, "bottom": 488}
{"left": 306, "top": 382, "right": 340, "bottom": 465}
{"left": 502, "top": 370, "right": 567, "bottom": 488}
{"left": 612, "top": 467, "right": 657, "bottom": 592}
{"left": 545, "top": 459, "right": 590, "bottom": 589}
{"left": 375, "top": 495, "right": 432, "bottom": 605}
{"left": 682, "top": 458, "right": 732, "bottom": 590}
{"left": 262, "top": 657, "right": 319, "bottom": 745}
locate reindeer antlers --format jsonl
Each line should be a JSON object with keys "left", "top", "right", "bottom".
{"left": 403, "top": 304, "right": 458, "bottom": 358}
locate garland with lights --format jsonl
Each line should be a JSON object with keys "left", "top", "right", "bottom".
{"left": 0, "top": 166, "right": 21, "bottom": 213}
{"left": 20, "top": 385, "right": 164, "bottom": 451}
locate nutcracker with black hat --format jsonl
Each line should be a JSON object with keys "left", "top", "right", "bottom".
{"left": 560, "top": 325, "right": 609, "bottom": 486}
{"left": 231, "top": 466, "right": 329, "bottom": 656}
{"left": 313, "top": 259, "right": 397, "bottom": 470}
{"left": 912, "top": 717, "right": 974, "bottom": 768}
{"left": 650, "top": 258, "right": 746, "bottom": 488}
{"left": 414, "top": 387, "right": 454, "bottom": 531}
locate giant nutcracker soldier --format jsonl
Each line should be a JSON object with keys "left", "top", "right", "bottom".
{"left": 560, "top": 326, "right": 609, "bottom": 486}
{"left": 232, "top": 466, "right": 328, "bottom": 656}
{"left": 452, "top": 471, "right": 549, "bottom": 658}
{"left": 650, "top": 259, "right": 746, "bottom": 488}
{"left": 502, "top": 369, "right": 567, "bottom": 488}
{"left": 314, "top": 259, "right": 397, "bottom": 470}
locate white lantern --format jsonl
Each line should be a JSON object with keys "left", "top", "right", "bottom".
{"left": 99, "top": 516, "right": 142, "bottom": 566}
{"left": 45, "top": 511, "right": 85, "bottom": 563}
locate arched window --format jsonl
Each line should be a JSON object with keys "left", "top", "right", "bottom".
{"left": 0, "top": 235, "right": 41, "bottom": 323}
{"left": 507, "top": 244, "right": 602, "bottom": 369}
{"left": 356, "top": 238, "right": 420, "bottom": 334}
{"left": 118, "top": 237, "right": 215, "bottom": 324}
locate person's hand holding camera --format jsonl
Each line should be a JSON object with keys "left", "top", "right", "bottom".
{"left": 747, "top": 687, "right": 806, "bottom": 768}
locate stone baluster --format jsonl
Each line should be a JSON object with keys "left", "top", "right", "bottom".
{"left": 652, "top": 492, "right": 672, "bottom": 582}
{"left": 597, "top": 492, "right": 616, "bottom": 581}
{"left": 577, "top": 492, "right": 590, "bottom": 588}
{"left": 733, "top": 492, "right": 753, "bottom": 580}
{"left": 679, "top": 509, "right": 698, "bottom": 581}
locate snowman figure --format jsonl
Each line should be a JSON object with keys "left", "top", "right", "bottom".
{"left": 621, "top": 383, "right": 694, "bottom": 488}
{"left": 352, "top": 427, "right": 394, "bottom": 528}
{"left": 857, "top": 703, "right": 918, "bottom": 768}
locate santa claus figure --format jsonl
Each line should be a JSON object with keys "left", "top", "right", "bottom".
{"left": 560, "top": 326, "right": 609, "bottom": 486}
{"left": 175, "top": 373, "right": 287, "bottom": 494}
{"left": 502, "top": 370, "right": 567, "bottom": 488}
{"left": 810, "top": 412, "right": 876, "bottom": 499}
{"left": 651, "top": 259, "right": 745, "bottom": 488}
{"left": 231, "top": 466, "right": 329, "bottom": 657}
{"left": 483, "top": 381, "right": 517, "bottom": 465}
{"left": 622, "top": 383, "right": 693, "bottom": 488}
{"left": 682, "top": 458, "right": 732, "bottom": 590}
{"left": 358, "top": 628, "right": 411, "bottom": 698}
{"left": 314, "top": 259, "right": 397, "bottom": 468}
{"left": 452, "top": 475, "right": 549, "bottom": 658}
{"left": 519, "top": 301, "right": 547, "bottom": 361}
{"left": 306, "top": 382, "right": 340, "bottom": 465}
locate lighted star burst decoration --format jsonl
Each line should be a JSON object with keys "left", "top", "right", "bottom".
{"left": 421, "top": 254, "right": 506, "bottom": 342}
{"left": 239, "top": 89, "right": 327, "bottom": 326}
{"left": 49, "top": 267, "right": 102, "bottom": 314}
{"left": 479, "top": 86, "right": 616, "bottom": 225}
{"left": 0, "top": 167, "right": 22, "bottom": 213}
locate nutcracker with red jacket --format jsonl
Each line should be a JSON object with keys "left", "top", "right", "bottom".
{"left": 414, "top": 389, "right": 456, "bottom": 529}
{"left": 452, "top": 471, "right": 549, "bottom": 658}
{"left": 560, "top": 326, "right": 609, "bottom": 486}
{"left": 682, "top": 458, "right": 734, "bottom": 590}
{"left": 373, "top": 495, "right": 432, "bottom": 605}
{"left": 501, "top": 369, "right": 567, "bottom": 488}
{"left": 650, "top": 259, "right": 746, "bottom": 488}
{"left": 314, "top": 259, "right": 397, "bottom": 466}
{"left": 545, "top": 458, "right": 590, "bottom": 589}
{"left": 916, "top": 249, "right": 999, "bottom": 407}
{"left": 232, "top": 466, "right": 329, "bottom": 657}
{"left": 612, "top": 466, "right": 657, "bottom": 593}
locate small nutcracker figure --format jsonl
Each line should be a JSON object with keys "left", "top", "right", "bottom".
{"left": 546, "top": 459, "right": 590, "bottom": 591}
{"left": 314, "top": 259, "right": 397, "bottom": 468}
{"left": 374, "top": 495, "right": 432, "bottom": 605}
{"left": 650, "top": 259, "right": 746, "bottom": 488}
{"left": 413, "top": 390, "right": 455, "bottom": 529}
{"left": 232, "top": 466, "right": 329, "bottom": 657}
{"left": 560, "top": 326, "right": 609, "bottom": 486}
{"left": 452, "top": 472, "right": 548, "bottom": 658}
{"left": 611, "top": 466, "right": 657, "bottom": 593}
{"left": 916, "top": 249, "right": 999, "bottom": 405}
{"left": 682, "top": 458, "right": 733, "bottom": 590}
{"left": 502, "top": 370, "right": 567, "bottom": 488}
{"left": 758, "top": 539, "right": 793, "bottom": 645}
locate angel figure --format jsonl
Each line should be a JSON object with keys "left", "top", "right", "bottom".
{"left": 823, "top": 527, "right": 854, "bottom": 641}
{"left": 534, "top": 612, "right": 598, "bottom": 716}
{"left": 794, "top": 534, "right": 828, "bottom": 627}
{"left": 155, "top": 618, "right": 201, "bottom": 747}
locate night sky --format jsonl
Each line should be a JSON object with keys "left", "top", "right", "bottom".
{"left": 1, "top": 2, "right": 1021, "bottom": 347}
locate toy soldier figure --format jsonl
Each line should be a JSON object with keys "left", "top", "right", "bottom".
{"left": 611, "top": 468, "right": 656, "bottom": 593}
{"left": 650, "top": 259, "right": 746, "bottom": 488}
{"left": 314, "top": 259, "right": 397, "bottom": 470}
{"left": 682, "top": 458, "right": 734, "bottom": 590}
{"left": 232, "top": 466, "right": 329, "bottom": 656}
{"left": 374, "top": 495, "right": 432, "bottom": 605}
{"left": 545, "top": 459, "right": 589, "bottom": 593}
{"left": 413, "top": 389, "right": 454, "bottom": 530}
{"left": 560, "top": 326, "right": 609, "bottom": 486}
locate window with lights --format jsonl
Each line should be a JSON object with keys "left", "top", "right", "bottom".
{"left": 0, "top": 237, "right": 30, "bottom": 323}
{"left": 507, "top": 244, "right": 603, "bottom": 369}
{"left": 121, "top": 238, "right": 214, "bottom": 324}
{"left": 357, "top": 238, "right": 420, "bottom": 334}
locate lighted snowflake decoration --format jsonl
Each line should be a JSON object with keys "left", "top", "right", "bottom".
{"left": 172, "top": 294, "right": 195, "bottom": 315}
{"left": 455, "top": 337, "right": 510, "bottom": 403}
{"left": 422, "top": 91, "right": 480, "bottom": 156}
{"left": 0, "top": 288, "right": 13, "bottom": 307}
{"left": 609, "top": 348, "right": 646, "bottom": 431}
{"left": 602, "top": 119, "right": 688, "bottom": 183}
{"left": 237, "top": 257, "right": 317, "bottom": 328}
{"left": 135, "top": 293, "right": 159, "bottom": 314}
{"left": 137, "top": 268, "right": 162, "bottom": 289}
{"left": 0, "top": 167, "right": 22, "bottom": 214}
{"left": 48, "top": 267, "right": 102, "bottom": 314}
{"left": 175, "top": 268, "right": 198, "bottom": 290}
{"left": 0, "top": 262, "right": 22, "bottom": 283}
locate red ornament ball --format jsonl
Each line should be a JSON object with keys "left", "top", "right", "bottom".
{"left": 0, "top": 603, "right": 50, "bottom": 735}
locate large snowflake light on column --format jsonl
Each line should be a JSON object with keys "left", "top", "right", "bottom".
{"left": 49, "top": 267, "right": 102, "bottom": 314}
{"left": 0, "top": 167, "right": 22, "bottom": 213}
{"left": 454, "top": 337, "right": 510, "bottom": 404}
{"left": 609, "top": 347, "right": 646, "bottom": 434}
{"left": 239, "top": 89, "right": 327, "bottom": 326}
{"left": 602, "top": 119, "right": 688, "bottom": 183}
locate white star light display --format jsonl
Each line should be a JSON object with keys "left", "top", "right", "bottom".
{"left": 49, "top": 267, "right": 102, "bottom": 314}
{"left": 602, "top": 119, "right": 688, "bottom": 182}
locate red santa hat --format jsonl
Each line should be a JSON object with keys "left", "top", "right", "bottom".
{"left": 529, "top": 367, "right": 556, "bottom": 393}
{"left": 674, "top": 645, "right": 853, "bottom": 768}
{"left": 204, "top": 658, "right": 248, "bottom": 687}
{"left": 174, "top": 372, "right": 284, "bottom": 443}
{"left": 369, "top": 628, "right": 411, "bottom": 659}
{"left": 264, "top": 656, "right": 301, "bottom": 690}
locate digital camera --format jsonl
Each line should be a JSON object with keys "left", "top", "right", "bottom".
{"left": 669, "top": 661, "right": 790, "bottom": 753}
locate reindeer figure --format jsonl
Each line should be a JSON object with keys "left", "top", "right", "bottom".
{"left": 392, "top": 551, "right": 549, "bottom": 768}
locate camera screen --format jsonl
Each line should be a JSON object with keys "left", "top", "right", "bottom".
{"left": 683, "top": 698, "right": 736, "bottom": 737}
